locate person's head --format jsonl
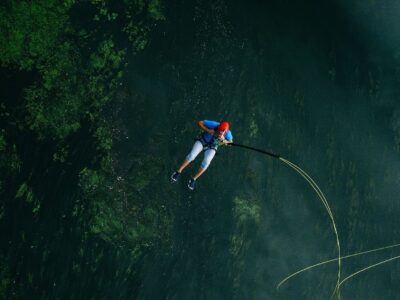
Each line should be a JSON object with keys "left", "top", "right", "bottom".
{"left": 216, "top": 121, "right": 229, "bottom": 136}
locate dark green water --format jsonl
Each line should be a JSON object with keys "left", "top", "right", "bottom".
{"left": 123, "top": 1, "right": 400, "bottom": 299}
{"left": 2, "top": 0, "right": 400, "bottom": 299}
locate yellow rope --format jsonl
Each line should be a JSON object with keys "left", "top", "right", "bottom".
{"left": 339, "top": 255, "right": 400, "bottom": 288}
{"left": 277, "top": 158, "right": 400, "bottom": 298}
{"left": 277, "top": 242, "right": 400, "bottom": 290}
{"left": 278, "top": 157, "right": 342, "bottom": 299}
{"left": 279, "top": 158, "right": 333, "bottom": 218}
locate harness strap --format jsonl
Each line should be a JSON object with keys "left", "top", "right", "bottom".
{"left": 194, "top": 132, "right": 218, "bottom": 150}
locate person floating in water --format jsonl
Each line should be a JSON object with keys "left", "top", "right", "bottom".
{"left": 171, "top": 120, "right": 233, "bottom": 190}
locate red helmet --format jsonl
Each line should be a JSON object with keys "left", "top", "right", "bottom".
{"left": 218, "top": 121, "right": 229, "bottom": 132}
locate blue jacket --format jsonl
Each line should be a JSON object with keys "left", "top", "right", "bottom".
{"left": 201, "top": 120, "right": 233, "bottom": 146}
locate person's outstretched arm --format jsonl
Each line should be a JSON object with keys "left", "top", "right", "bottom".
{"left": 218, "top": 134, "right": 233, "bottom": 144}
{"left": 198, "top": 121, "right": 214, "bottom": 134}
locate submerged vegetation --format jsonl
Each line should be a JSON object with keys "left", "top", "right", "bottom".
{"left": 2, "top": 0, "right": 400, "bottom": 299}
{"left": 0, "top": 0, "right": 167, "bottom": 298}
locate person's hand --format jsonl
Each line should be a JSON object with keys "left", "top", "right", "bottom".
{"left": 208, "top": 129, "right": 215, "bottom": 135}
{"left": 217, "top": 134, "right": 226, "bottom": 142}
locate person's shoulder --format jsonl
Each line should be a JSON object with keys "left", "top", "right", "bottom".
{"left": 203, "top": 120, "right": 219, "bottom": 128}
{"left": 225, "top": 130, "right": 233, "bottom": 141}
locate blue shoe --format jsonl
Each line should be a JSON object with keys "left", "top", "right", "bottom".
{"left": 171, "top": 171, "right": 180, "bottom": 182}
{"left": 188, "top": 178, "right": 196, "bottom": 190}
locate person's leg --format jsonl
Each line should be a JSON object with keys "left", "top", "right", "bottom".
{"left": 172, "top": 142, "right": 203, "bottom": 182}
{"left": 177, "top": 160, "right": 190, "bottom": 173}
{"left": 192, "top": 167, "right": 206, "bottom": 180}
{"left": 192, "top": 149, "right": 216, "bottom": 180}
{"left": 188, "top": 149, "right": 216, "bottom": 189}
{"left": 177, "top": 141, "right": 203, "bottom": 172}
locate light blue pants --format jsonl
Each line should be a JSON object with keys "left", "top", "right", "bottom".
{"left": 186, "top": 141, "right": 216, "bottom": 169}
